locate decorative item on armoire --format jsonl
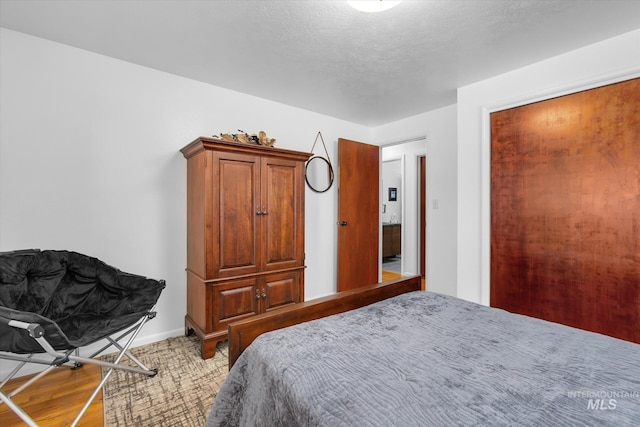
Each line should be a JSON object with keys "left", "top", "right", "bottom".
{"left": 212, "top": 130, "right": 276, "bottom": 146}
{"left": 305, "top": 131, "right": 334, "bottom": 193}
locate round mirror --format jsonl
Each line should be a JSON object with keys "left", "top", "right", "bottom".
{"left": 305, "top": 156, "right": 334, "bottom": 193}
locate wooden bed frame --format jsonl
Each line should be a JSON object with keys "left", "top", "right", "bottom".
{"left": 227, "top": 276, "right": 422, "bottom": 367}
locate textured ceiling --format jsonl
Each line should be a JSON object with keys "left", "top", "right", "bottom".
{"left": 1, "top": 0, "right": 639, "bottom": 126}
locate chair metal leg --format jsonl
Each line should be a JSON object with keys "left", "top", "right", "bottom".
{"left": 69, "top": 309, "right": 156, "bottom": 427}
{"left": 0, "top": 390, "right": 39, "bottom": 427}
{"left": 5, "top": 365, "right": 57, "bottom": 399}
{"left": 0, "top": 355, "right": 32, "bottom": 388}
{"left": 86, "top": 316, "right": 155, "bottom": 372}
{"left": 105, "top": 337, "right": 152, "bottom": 371}
{"left": 87, "top": 320, "right": 142, "bottom": 358}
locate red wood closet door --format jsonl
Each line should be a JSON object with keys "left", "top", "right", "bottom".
{"left": 490, "top": 78, "right": 640, "bottom": 344}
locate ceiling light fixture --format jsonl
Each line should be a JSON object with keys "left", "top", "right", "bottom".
{"left": 348, "top": 1, "right": 403, "bottom": 13}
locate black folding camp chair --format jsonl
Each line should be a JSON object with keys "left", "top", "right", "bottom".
{"left": 0, "top": 249, "right": 165, "bottom": 426}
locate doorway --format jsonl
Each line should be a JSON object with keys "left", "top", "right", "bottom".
{"left": 381, "top": 159, "right": 402, "bottom": 274}
{"left": 380, "top": 139, "right": 427, "bottom": 281}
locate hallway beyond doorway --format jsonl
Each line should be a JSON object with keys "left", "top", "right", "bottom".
{"left": 382, "top": 255, "right": 401, "bottom": 274}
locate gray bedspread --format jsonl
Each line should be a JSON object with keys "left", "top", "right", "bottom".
{"left": 207, "top": 291, "right": 640, "bottom": 426}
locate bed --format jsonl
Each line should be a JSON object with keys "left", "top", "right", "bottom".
{"left": 207, "top": 277, "right": 640, "bottom": 426}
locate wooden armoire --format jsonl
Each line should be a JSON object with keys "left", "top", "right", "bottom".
{"left": 181, "top": 137, "right": 311, "bottom": 358}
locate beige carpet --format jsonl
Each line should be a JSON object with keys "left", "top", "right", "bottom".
{"left": 101, "top": 335, "right": 228, "bottom": 426}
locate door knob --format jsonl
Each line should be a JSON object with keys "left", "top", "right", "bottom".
{"left": 338, "top": 221, "right": 348, "bottom": 226}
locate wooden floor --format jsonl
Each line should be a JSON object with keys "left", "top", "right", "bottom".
{"left": 1, "top": 272, "right": 421, "bottom": 427}
{"left": 382, "top": 270, "right": 426, "bottom": 290}
{"left": 0, "top": 364, "right": 104, "bottom": 427}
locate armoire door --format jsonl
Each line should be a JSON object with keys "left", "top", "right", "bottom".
{"left": 213, "top": 151, "right": 261, "bottom": 278}
{"left": 212, "top": 277, "right": 260, "bottom": 332}
{"left": 261, "top": 156, "right": 305, "bottom": 271}
{"left": 262, "top": 270, "right": 302, "bottom": 312}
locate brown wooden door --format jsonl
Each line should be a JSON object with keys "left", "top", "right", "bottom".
{"left": 213, "top": 277, "right": 260, "bottom": 332}
{"left": 261, "top": 157, "right": 305, "bottom": 271}
{"left": 263, "top": 270, "right": 302, "bottom": 312}
{"left": 490, "top": 77, "right": 640, "bottom": 344}
{"left": 213, "top": 151, "right": 260, "bottom": 278}
{"left": 337, "top": 138, "right": 380, "bottom": 291}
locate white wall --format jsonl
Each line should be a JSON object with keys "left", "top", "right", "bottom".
{"left": 374, "top": 104, "right": 458, "bottom": 296}
{"left": 457, "top": 29, "right": 640, "bottom": 305}
{"left": 0, "top": 28, "right": 371, "bottom": 365}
